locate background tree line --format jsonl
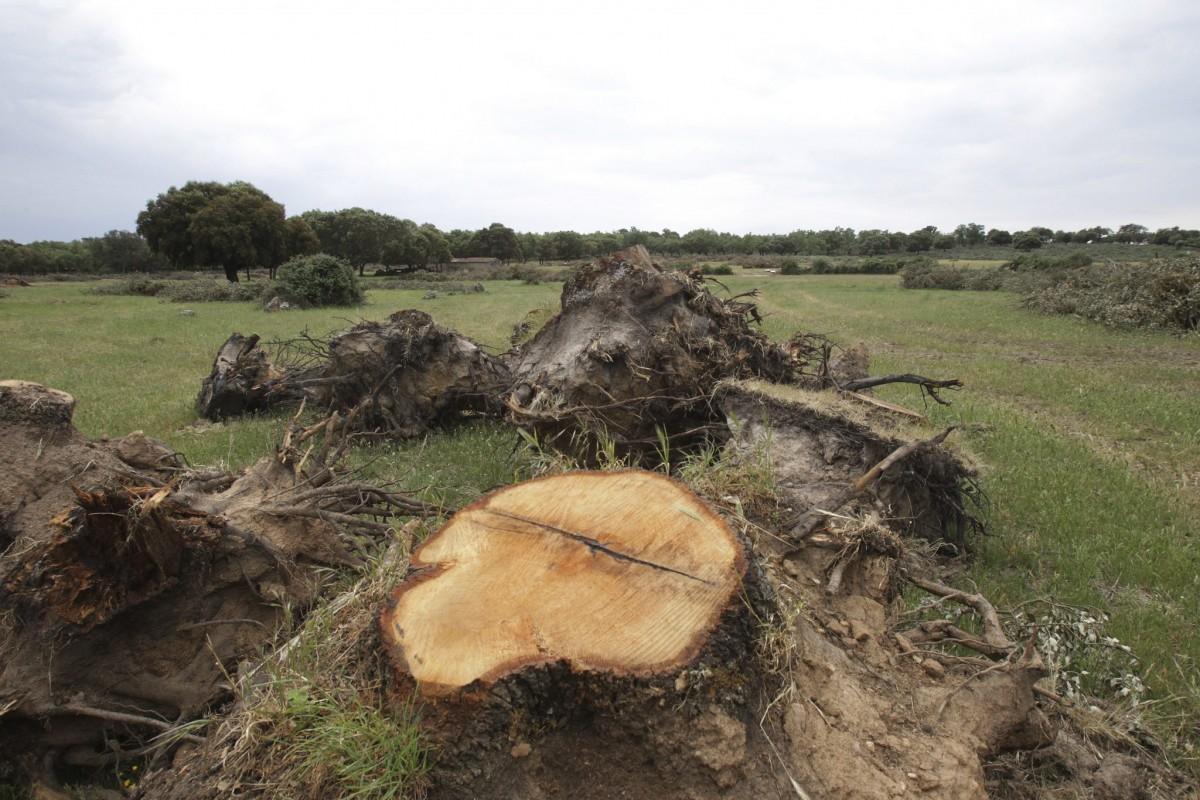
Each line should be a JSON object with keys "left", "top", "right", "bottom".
{"left": 2, "top": 179, "right": 1197, "bottom": 277}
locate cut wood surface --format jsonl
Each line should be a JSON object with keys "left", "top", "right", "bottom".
{"left": 381, "top": 471, "right": 744, "bottom": 694}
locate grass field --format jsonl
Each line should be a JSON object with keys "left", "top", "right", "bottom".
{"left": 2, "top": 274, "right": 1198, "bottom": 763}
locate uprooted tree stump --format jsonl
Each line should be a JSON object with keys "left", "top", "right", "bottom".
{"left": 195, "top": 310, "right": 510, "bottom": 436}
{"left": 381, "top": 471, "right": 746, "bottom": 694}
{"left": 0, "top": 381, "right": 440, "bottom": 777}
{"left": 505, "top": 245, "right": 793, "bottom": 463}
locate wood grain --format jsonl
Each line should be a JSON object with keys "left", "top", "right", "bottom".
{"left": 381, "top": 471, "right": 744, "bottom": 694}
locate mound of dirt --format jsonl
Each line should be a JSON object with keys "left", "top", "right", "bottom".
{"left": 505, "top": 245, "right": 793, "bottom": 463}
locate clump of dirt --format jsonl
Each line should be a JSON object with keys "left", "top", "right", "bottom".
{"left": 505, "top": 245, "right": 794, "bottom": 463}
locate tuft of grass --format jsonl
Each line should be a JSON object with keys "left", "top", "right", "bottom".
{"left": 280, "top": 689, "right": 429, "bottom": 800}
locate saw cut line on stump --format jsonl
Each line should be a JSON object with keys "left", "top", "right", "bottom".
{"left": 381, "top": 471, "right": 745, "bottom": 695}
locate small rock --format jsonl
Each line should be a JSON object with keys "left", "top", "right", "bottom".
{"left": 921, "top": 658, "right": 946, "bottom": 679}
{"left": 510, "top": 741, "right": 532, "bottom": 758}
{"left": 179, "top": 309, "right": 195, "bottom": 316}
{"left": 675, "top": 672, "right": 689, "bottom": 692}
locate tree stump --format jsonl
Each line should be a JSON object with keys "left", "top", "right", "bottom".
{"left": 381, "top": 471, "right": 745, "bottom": 695}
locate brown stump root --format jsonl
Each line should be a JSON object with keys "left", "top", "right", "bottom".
{"left": 0, "top": 381, "right": 438, "bottom": 774}
{"left": 504, "top": 245, "right": 793, "bottom": 462}
{"left": 195, "top": 310, "right": 510, "bottom": 436}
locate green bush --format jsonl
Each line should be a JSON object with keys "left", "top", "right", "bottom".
{"left": 779, "top": 260, "right": 803, "bottom": 275}
{"left": 276, "top": 254, "right": 363, "bottom": 307}
{"left": 809, "top": 257, "right": 832, "bottom": 274}
{"left": 700, "top": 264, "right": 734, "bottom": 275}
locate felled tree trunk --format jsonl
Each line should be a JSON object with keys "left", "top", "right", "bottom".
{"left": 194, "top": 311, "right": 510, "bottom": 437}
{"left": 372, "top": 468, "right": 1051, "bottom": 800}
{"left": 381, "top": 471, "right": 746, "bottom": 695}
{"left": 0, "top": 381, "right": 438, "bottom": 773}
{"left": 504, "top": 245, "right": 793, "bottom": 463}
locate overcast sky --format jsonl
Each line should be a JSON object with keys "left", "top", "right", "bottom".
{"left": 2, "top": 0, "right": 1198, "bottom": 242}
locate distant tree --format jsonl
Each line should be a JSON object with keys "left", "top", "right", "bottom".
{"left": 284, "top": 217, "right": 321, "bottom": 272}
{"left": 551, "top": 230, "right": 586, "bottom": 260}
{"left": 933, "top": 233, "right": 956, "bottom": 250}
{"left": 681, "top": 228, "right": 721, "bottom": 255}
{"left": 1053, "top": 230, "right": 1073, "bottom": 244}
{"left": 1012, "top": 231, "right": 1042, "bottom": 251}
{"left": 469, "top": 223, "right": 522, "bottom": 262}
{"left": 187, "top": 185, "right": 288, "bottom": 281}
{"left": 954, "top": 223, "right": 986, "bottom": 247}
{"left": 905, "top": 227, "right": 937, "bottom": 252}
{"left": 1072, "top": 226, "right": 1110, "bottom": 244}
{"left": 1114, "top": 223, "right": 1148, "bottom": 244}
{"left": 857, "top": 231, "right": 893, "bottom": 256}
{"left": 1028, "top": 226, "right": 1054, "bottom": 242}
{"left": 420, "top": 224, "right": 453, "bottom": 268}
{"left": 83, "top": 230, "right": 165, "bottom": 273}
{"left": 986, "top": 228, "right": 1013, "bottom": 246}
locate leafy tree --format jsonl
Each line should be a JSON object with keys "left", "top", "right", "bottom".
{"left": 83, "top": 230, "right": 165, "bottom": 273}
{"left": 1012, "top": 231, "right": 1042, "bottom": 251}
{"left": 284, "top": 217, "right": 321, "bottom": 270}
{"left": 905, "top": 227, "right": 937, "bottom": 252}
{"left": 136, "top": 181, "right": 230, "bottom": 271}
{"left": 933, "top": 233, "right": 956, "bottom": 250}
{"left": 954, "top": 223, "right": 986, "bottom": 247}
{"left": 1029, "top": 226, "right": 1054, "bottom": 242}
{"left": 469, "top": 223, "right": 522, "bottom": 262}
{"left": 987, "top": 228, "right": 1013, "bottom": 246}
{"left": 137, "top": 181, "right": 287, "bottom": 281}
{"left": 188, "top": 185, "right": 287, "bottom": 281}
{"left": 420, "top": 224, "right": 453, "bottom": 268}
{"left": 551, "top": 230, "right": 586, "bottom": 260}
{"left": 1114, "top": 223, "right": 1148, "bottom": 244}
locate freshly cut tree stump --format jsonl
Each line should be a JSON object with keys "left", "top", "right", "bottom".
{"left": 381, "top": 471, "right": 745, "bottom": 694}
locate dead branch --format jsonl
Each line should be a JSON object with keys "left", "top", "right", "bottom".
{"left": 840, "top": 374, "right": 964, "bottom": 405}
{"left": 789, "top": 426, "right": 956, "bottom": 541}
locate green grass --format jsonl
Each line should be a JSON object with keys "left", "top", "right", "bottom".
{"left": 3, "top": 274, "right": 1199, "bottom": 766}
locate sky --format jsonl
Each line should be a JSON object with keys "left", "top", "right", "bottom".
{"left": 2, "top": 0, "right": 1199, "bottom": 242}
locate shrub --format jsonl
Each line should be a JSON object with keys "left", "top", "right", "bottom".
{"left": 779, "top": 260, "right": 803, "bottom": 275}
{"left": 809, "top": 258, "right": 832, "bottom": 274}
{"left": 159, "top": 279, "right": 270, "bottom": 303}
{"left": 700, "top": 264, "right": 734, "bottom": 276}
{"left": 276, "top": 254, "right": 363, "bottom": 307}
{"left": 900, "top": 261, "right": 967, "bottom": 290}
{"left": 1022, "top": 258, "right": 1200, "bottom": 332}
{"left": 373, "top": 279, "right": 485, "bottom": 294}
{"left": 91, "top": 276, "right": 168, "bottom": 297}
